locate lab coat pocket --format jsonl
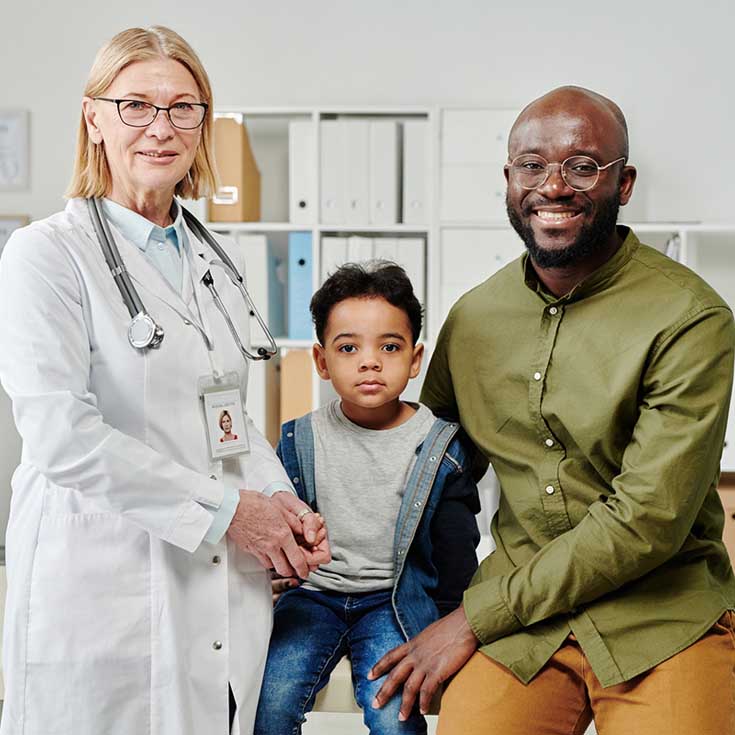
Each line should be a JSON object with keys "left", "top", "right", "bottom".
{"left": 27, "top": 512, "right": 151, "bottom": 664}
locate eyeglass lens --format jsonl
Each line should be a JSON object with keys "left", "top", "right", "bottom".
{"left": 118, "top": 101, "right": 206, "bottom": 129}
{"left": 511, "top": 154, "right": 601, "bottom": 191}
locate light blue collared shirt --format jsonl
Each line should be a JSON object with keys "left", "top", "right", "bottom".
{"left": 101, "top": 198, "right": 248, "bottom": 545}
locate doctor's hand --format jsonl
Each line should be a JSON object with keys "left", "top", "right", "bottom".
{"left": 368, "top": 606, "right": 479, "bottom": 720}
{"left": 226, "top": 490, "right": 312, "bottom": 579}
{"left": 272, "top": 491, "right": 331, "bottom": 572}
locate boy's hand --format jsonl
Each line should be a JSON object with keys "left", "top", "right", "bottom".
{"left": 271, "top": 574, "right": 301, "bottom": 604}
{"left": 272, "top": 492, "right": 332, "bottom": 572}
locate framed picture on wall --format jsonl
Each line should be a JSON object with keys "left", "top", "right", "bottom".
{"left": 0, "top": 215, "right": 30, "bottom": 254}
{"left": 0, "top": 109, "right": 30, "bottom": 191}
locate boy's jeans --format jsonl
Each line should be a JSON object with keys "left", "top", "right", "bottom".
{"left": 254, "top": 586, "right": 427, "bottom": 735}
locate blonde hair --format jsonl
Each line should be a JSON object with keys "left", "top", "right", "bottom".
{"left": 66, "top": 26, "right": 216, "bottom": 200}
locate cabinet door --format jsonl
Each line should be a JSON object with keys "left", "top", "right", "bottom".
{"left": 442, "top": 109, "right": 517, "bottom": 165}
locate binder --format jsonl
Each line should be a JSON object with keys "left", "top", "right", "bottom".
{"left": 320, "top": 121, "right": 343, "bottom": 224}
{"left": 289, "top": 121, "right": 315, "bottom": 225}
{"left": 280, "top": 350, "right": 314, "bottom": 424}
{"left": 237, "top": 234, "right": 285, "bottom": 339}
{"left": 341, "top": 120, "right": 370, "bottom": 225}
{"left": 346, "top": 236, "right": 373, "bottom": 264}
{"left": 372, "top": 237, "right": 398, "bottom": 263}
{"left": 402, "top": 120, "right": 429, "bottom": 224}
{"left": 208, "top": 117, "right": 261, "bottom": 222}
{"left": 369, "top": 121, "right": 401, "bottom": 225}
{"left": 287, "top": 232, "right": 313, "bottom": 340}
{"left": 396, "top": 237, "right": 426, "bottom": 307}
{"left": 320, "top": 236, "right": 348, "bottom": 282}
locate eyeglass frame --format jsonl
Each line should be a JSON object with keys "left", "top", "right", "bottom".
{"left": 93, "top": 97, "right": 209, "bottom": 130}
{"left": 507, "top": 153, "right": 628, "bottom": 192}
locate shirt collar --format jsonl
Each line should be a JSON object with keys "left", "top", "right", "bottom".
{"left": 102, "top": 198, "right": 186, "bottom": 254}
{"left": 522, "top": 225, "right": 640, "bottom": 304}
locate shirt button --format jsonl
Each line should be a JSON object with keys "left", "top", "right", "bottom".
{"left": 545, "top": 485, "right": 555, "bottom": 495}
{"left": 549, "top": 306, "right": 559, "bottom": 315}
{"left": 545, "top": 439, "right": 554, "bottom": 447}
{"left": 212, "top": 555, "right": 221, "bottom": 565}
{"left": 533, "top": 372, "right": 542, "bottom": 381}
{"left": 212, "top": 641, "right": 223, "bottom": 650}
{"left": 293, "top": 477, "right": 300, "bottom": 484}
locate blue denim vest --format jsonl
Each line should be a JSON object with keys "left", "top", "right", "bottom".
{"left": 277, "top": 413, "right": 480, "bottom": 640}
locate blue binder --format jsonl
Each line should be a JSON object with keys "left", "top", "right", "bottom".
{"left": 287, "top": 232, "right": 313, "bottom": 339}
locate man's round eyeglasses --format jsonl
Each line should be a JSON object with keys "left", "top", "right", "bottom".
{"left": 94, "top": 98, "right": 208, "bottom": 130}
{"left": 508, "top": 154, "right": 627, "bottom": 192}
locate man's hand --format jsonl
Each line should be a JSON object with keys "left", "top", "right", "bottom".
{"left": 368, "top": 606, "right": 479, "bottom": 720}
{"left": 226, "top": 490, "right": 312, "bottom": 579}
{"left": 271, "top": 491, "right": 331, "bottom": 571}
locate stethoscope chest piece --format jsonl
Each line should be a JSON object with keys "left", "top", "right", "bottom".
{"left": 129, "top": 313, "right": 165, "bottom": 350}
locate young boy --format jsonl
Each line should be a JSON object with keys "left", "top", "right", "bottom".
{"left": 254, "top": 261, "right": 480, "bottom": 735}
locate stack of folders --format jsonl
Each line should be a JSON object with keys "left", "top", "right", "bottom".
{"left": 321, "top": 236, "right": 425, "bottom": 306}
{"left": 288, "top": 119, "right": 429, "bottom": 226}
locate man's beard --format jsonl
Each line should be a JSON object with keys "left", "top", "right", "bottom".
{"left": 506, "top": 191, "right": 621, "bottom": 269}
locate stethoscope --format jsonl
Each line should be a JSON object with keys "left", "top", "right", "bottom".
{"left": 86, "top": 197, "right": 278, "bottom": 361}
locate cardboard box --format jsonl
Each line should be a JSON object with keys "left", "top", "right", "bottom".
{"left": 208, "top": 117, "right": 261, "bottom": 222}
{"left": 280, "top": 349, "right": 313, "bottom": 424}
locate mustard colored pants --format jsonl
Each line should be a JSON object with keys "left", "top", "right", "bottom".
{"left": 438, "top": 612, "right": 735, "bottom": 735}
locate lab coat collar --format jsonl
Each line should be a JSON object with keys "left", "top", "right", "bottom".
{"left": 66, "top": 198, "right": 207, "bottom": 333}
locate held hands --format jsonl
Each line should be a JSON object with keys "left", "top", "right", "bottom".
{"left": 368, "top": 606, "right": 480, "bottom": 721}
{"left": 271, "top": 491, "right": 331, "bottom": 572}
{"left": 226, "top": 490, "right": 331, "bottom": 580}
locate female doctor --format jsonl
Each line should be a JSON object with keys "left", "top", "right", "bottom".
{"left": 0, "top": 26, "right": 328, "bottom": 735}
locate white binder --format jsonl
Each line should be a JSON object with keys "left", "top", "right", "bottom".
{"left": 320, "top": 236, "right": 348, "bottom": 282}
{"left": 320, "top": 121, "right": 343, "bottom": 224}
{"left": 237, "top": 234, "right": 286, "bottom": 338}
{"left": 341, "top": 120, "right": 370, "bottom": 226}
{"left": 347, "top": 235, "right": 373, "bottom": 264}
{"left": 373, "top": 237, "right": 398, "bottom": 263}
{"left": 402, "top": 120, "right": 429, "bottom": 224}
{"left": 396, "top": 237, "right": 426, "bottom": 306}
{"left": 289, "top": 120, "right": 315, "bottom": 225}
{"left": 369, "top": 121, "right": 400, "bottom": 225}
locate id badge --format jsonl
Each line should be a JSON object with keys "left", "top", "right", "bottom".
{"left": 198, "top": 371, "right": 250, "bottom": 460}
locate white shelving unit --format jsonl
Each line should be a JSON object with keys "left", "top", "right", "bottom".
{"left": 195, "top": 106, "right": 735, "bottom": 472}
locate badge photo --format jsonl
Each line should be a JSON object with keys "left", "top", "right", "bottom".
{"left": 202, "top": 387, "right": 250, "bottom": 459}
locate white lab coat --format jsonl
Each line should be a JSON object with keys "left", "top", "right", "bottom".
{"left": 0, "top": 198, "right": 291, "bottom": 735}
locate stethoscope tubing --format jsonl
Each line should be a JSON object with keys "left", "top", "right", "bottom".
{"left": 86, "top": 197, "right": 278, "bottom": 360}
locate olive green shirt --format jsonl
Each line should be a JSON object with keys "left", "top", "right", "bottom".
{"left": 421, "top": 227, "right": 735, "bottom": 687}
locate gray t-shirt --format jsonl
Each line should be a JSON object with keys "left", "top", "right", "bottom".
{"left": 305, "top": 399, "right": 436, "bottom": 593}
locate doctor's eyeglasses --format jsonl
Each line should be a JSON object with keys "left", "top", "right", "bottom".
{"left": 508, "top": 154, "right": 627, "bottom": 192}
{"left": 94, "top": 98, "right": 208, "bottom": 130}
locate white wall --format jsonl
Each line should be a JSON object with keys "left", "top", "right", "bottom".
{"left": 0, "top": 0, "right": 733, "bottom": 537}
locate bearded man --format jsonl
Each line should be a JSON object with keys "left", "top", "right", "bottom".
{"left": 369, "top": 86, "right": 735, "bottom": 735}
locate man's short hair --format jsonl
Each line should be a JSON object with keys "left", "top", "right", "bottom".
{"left": 310, "top": 260, "right": 423, "bottom": 345}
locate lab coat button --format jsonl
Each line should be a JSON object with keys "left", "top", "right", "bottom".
{"left": 212, "top": 641, "right": 223, "bottom": 650}
{"left": 212, "top": 555, "right": 221, "bottom": 565}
